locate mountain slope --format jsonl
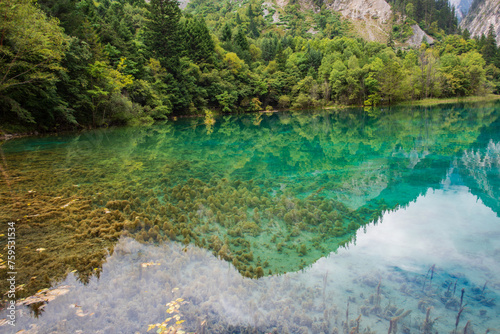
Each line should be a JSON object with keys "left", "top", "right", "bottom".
{"left": 449, "top": 0, "right": 473, "bottom": 21}
{"left": 324, "top": 0, "right": 393, "bottom": 42}
{"left": 324, "top": 0, "right": 392, "bottom": 23}
{"left": 460, "top": 0, "right": 500, "bottom": 45}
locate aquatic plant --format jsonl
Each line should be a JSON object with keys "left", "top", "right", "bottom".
{"left": 349, "top": 315, "right": 362, "bottom": 334}
{"left": 387, "top": 310, "right": 411, "bottom": 334}
{"left": 298, "top": 244, "right": 307, "bottom": 256}
{"left": 422, "top": 264, "right": 436, "bottom": 291}
{"left": 455, "top": 305, "right": 466, "bottom": 332}
{"left": 421, "top": 307, "right": 437, "bottom": 334}
{"left": 5, "top": 106, "right": 489, "bottom": 300}
{"left": 255, "top": 266, "right": 264, "bottom": 278}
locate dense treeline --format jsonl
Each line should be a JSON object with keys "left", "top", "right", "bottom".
{"left": 0, "top": 0, "right": 499, "bottom": 132}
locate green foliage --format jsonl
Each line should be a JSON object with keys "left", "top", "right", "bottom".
{"left": 216, "top": 91, "right": 238, "bottom": 113}
{"left": 144, "top": 0, "right": 183, "bottom": 72}
{"left": 278, "top": 95, "right": 291, "bottom": 109}
{"left": 1, "top": 0, "right": 499, "bottom": 133}
{"left": 314, "top": 9, "right": 346, "bottom": 38}
{"left": 0, "top": 0, "right": 67, "bottom": 125}
{"left": 378, "top": 52, "right": 406, "bottom": 103}
{"left": 388, "top": 0, "right": 458, "bottom": 35}
{"left": 182, "top": 17, "right": 215, "bottom": 64}
{"left": 220, "top": 22, "right": 232, "bottom": 42}
{"left": 481, "top": 25, "right": 499, "bottom": 67}
{"left": 234, "top": 28, "right": 249, "bottom": 51}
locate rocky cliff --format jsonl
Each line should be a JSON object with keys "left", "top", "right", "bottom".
{"left": 323, "top": 0, "right": 392, "bottom": 23}
{"left": 460, "top": 0, "right": 500, "bottom": 45}
{"left": 269, "top": 0, "right": 393, "bottom": 42}
{"left": 325, "top": 0, "right": 393, "bottom": 42}
{"left": 406, "top": 24, "right": 435, "bottom": 46}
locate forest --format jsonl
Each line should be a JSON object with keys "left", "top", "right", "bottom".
{"left": 1, "top": 0, "right": 500, "bottom": 132}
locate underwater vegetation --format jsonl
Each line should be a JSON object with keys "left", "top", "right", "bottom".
{"left": 2, "top": 237, "right": 498, "bottom": 334}
{"left": 1, "top": 102, "right": 500, "bottom": 302}
{"left": 0, "top": 148, "right": 386, "bottom": 299}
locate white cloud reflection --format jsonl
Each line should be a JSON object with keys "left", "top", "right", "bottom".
{"left": 3, "top": 180, "right": 500, "bottom": 334}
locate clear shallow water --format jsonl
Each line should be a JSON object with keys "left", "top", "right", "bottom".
{"left": 1, "top": 102, "right": 500, "bottom": 333}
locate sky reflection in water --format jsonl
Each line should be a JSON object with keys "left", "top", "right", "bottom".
{"left": 3, "top": 172, "right": 500, "bottom": 334}
{"left": 2, "top": 103, "right": 500, "bottom": 333}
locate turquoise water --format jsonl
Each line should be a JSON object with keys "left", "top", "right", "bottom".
{"left": 1, "top": 102, "right": 500, "bottom": 332}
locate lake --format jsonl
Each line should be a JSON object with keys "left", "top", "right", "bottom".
{"left": 1, "top": 102, "right": 499, "bottom": 333}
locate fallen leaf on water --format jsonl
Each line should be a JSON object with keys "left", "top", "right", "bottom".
{"left": 141, "top": 262, "right": 161, "bottom": 268}
{"left": 17, "top": 286, "right": 71, "bottom": 306}
{"left": 76, "top": 309, "right": 92, "bottom": 317}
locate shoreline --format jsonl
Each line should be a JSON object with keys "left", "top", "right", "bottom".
{"left": 1, "top": 94, "right": 499, "bottom": 141}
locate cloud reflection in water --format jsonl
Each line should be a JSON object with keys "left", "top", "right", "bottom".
{"left": 3, "top": 173, "right": 500, "bottom": 334}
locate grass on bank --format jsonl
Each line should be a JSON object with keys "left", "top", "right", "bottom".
{"left": 396, "top": 94, "right": 500, "bottom": 107}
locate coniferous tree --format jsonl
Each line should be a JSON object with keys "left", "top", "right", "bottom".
{"left": 261, "top": 35, "right": 279, "bottom": 61}
{"left": 221, "top": 22, "right": 232, "bottom": 42}
{"left": 183, "top": 17, "right": 215, "bottom": 64}
{"left": 482, "top": 25, "right": 498, "bottom": 66}
{"left": 234, "top": 29, "right": 249, "bottom": 51}
{"left": 144, "top": 0, "right": 183, "bottom": 73}
{"left": 246, "top": 3, "right": 260, "bottom": 38}
{"left": 387, "top": 31, "right": 395, "bottom": 49}
{"left": 462, "top": 29, "right": 471, "bottom": 40}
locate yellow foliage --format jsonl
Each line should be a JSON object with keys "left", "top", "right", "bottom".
{"left": 108, "top": 58, "right": 134, "bottom": 92}
{"left": 223, "top": 52, "right": 245, "bottom": 74}
{"left": 265, "top": 60, "right": 278, "bottom": 74}
{"left": 249, "top": 44, "right": 262, "bottom": 61}
{"left": 147, "top": 58, "right": 166, "bottom": 78}
{"left": 148, "top": 295, "right": 188, "bottom": 334}
{"left": 89, "top": 59, "right": 134, "bottom": 93}
{"left": 204, "top": 110, "right": 216, "bottom": 134}
{"left": 215, "top": 44, "right": 226, "bottom": 58}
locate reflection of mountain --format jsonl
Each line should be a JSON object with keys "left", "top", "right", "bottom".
{"left": 452, "top": 111, "right": 500, "bottom": 216}
{"left": 1, "top": 102, "right": 500, "bottom": 297}
{"left": 459, "top": 140, "right": 500, "bottom": 215}
{"left": 203, "top": 104, "right": 498, "bottom": 213}
{"left": 89, "top": 102, "right": 500, "bottom": 274}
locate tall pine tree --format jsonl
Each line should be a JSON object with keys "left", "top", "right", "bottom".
{"left": 482, "top": 25, "right": 499, "bottom": 67}
{"left": 144, "top": 0, "right": 183, "bottom": 73}
{"left": 183, "top": 17, "right": 215, "bottom": 64}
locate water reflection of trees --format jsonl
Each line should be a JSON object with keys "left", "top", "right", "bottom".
{"left": 460, "top": 140, "right": 500, "bottom": 215}
{"left": 1, "top": 102, "right": 499, "bottom": 299}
